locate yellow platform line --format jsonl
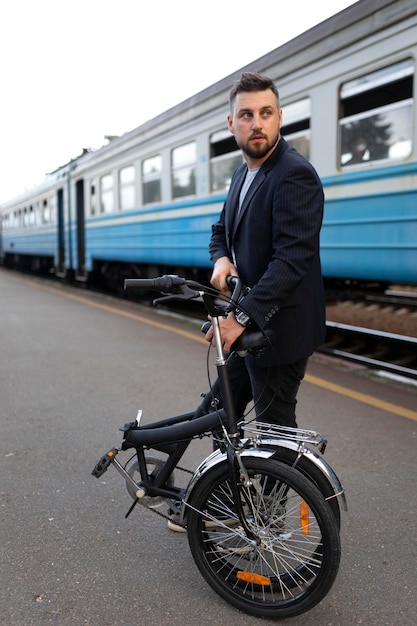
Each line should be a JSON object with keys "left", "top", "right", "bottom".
{"left": 13, "top": 273, "right": 417, "bottom": 423}
{"left": 305, "top": 374, "right": 417, "bottom": 422}
{"left": 68, "top": 289, "right": 417, "bottom": 423}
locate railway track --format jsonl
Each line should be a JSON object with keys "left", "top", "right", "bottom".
{"left": 319, "top": 321, "right": 417, "bottom": 381}
{"left": 162, "top": 290, "right": 417, "bottom": 382}
{"left": 362, "top": 288, "right": 417, "bottom": 312}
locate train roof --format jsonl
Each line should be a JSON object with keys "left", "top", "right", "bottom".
{"left": 2, "top": 0, "right": 416, "bottom": 208}
{"left": 155, "top": 0, "right": 416, "bottom": 114}
{"left": 72, "top": 0, "right": 417, "bottom": 165}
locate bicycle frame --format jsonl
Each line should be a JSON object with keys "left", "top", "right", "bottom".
{"left": 92, "top": 275, "right": 346, "bottom": 525}
{"left": 92, "top": 274, "right": 346, "bottom": 618}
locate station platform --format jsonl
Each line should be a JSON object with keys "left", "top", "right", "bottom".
{"left": 1, "top": 268, "right": 416, "bottom": 626}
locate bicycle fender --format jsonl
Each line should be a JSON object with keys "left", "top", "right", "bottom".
{"left": 262, "top": 439, "right": 348, "bottom": 513}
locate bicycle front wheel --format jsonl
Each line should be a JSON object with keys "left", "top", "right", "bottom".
{"left": 186, "top": 457, "right": 340, "bottom": 619}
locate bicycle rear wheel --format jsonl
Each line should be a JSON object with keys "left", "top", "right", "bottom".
{"left": 186, "top": 457, "right": 340, "bottom": 619}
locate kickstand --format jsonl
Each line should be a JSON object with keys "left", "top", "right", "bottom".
{"left": 125, "top": 498, "right": 139, "bottom": 518}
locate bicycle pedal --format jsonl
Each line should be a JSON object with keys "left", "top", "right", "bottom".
{"left": 91, "top": 448, "right": 118, "bottom": 478}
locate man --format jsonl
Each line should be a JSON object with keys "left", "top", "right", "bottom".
{"left": 207, "top": 72, "right": 326, "bottom": 428}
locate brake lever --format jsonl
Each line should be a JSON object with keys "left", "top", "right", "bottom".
{"left": 223, "top": 277, "right": 251, "bottom": 313}
{"left": 153, "top": 285, "right": 202, "bottom": 305}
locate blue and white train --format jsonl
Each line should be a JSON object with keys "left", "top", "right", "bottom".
{"left": 1, "top": 0, "right": 416, "bottom": 288}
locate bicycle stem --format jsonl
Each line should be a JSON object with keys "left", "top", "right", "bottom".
{"left": 211, "top": 316, "right": 240, "bottom": 439}
{"left": 211, "top": 316, "right": 259, "bottom": 539}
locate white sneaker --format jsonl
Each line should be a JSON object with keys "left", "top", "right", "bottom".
{"left": 204, "top": 517, "right": 239, "bottom": 528}
{"left": 167, "top": 518, "right": 187, "bottom": 533}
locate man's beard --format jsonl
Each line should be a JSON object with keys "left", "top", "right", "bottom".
{"left": 239, "top": 132, "right": 280, "bottom": 160}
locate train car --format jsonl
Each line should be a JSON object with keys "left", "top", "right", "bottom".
{"left": 1, "top": 0, "right": 416, "bottom": 289}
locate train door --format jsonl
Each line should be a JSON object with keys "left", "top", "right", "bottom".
{"left": 75, "top": 179, "right": 86, "bottom": 280}
{"left": 56, "top": 188, "right": 65, "bottom": 276}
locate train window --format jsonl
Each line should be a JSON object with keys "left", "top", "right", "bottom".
{"left": 28, "top": 206, "right": 34, "bottom": 226}
{"left": 100, "top": 174, "right": 114, "bottom": 213}
{"left": 281, "top": 98, "right": 311, "bottom": 160}
{"left": 119, "top": 165, "right": 135, "bottom": 211}
{"left": 210, "top": 130, "right": 242, "bottom": 192}
{"left": 171, "top": 141, "right": 197, "bottom": 199}
{"left": 90, "top": 185, "right": 97, "bottom": 216}
{"left": 339, "top": 59, "right": 414, "bottom": 166}
{"left": 46, "top": 197, "right": 54, "bottom": 223}
{"left": 42, "top": 199, "right": 49, "bottom": 223}
{"left": 142, "top": 155, "right": 162, "bottom": 204}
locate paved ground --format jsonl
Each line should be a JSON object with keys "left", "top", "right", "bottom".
{"left": 1, "top": 269, "right": 416, "bottom": 625}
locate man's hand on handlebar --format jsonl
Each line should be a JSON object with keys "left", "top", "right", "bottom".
{"left": 210, "top": 257, "right": 238, "bottom": 293}
{"left": 204, "top": 312, "right": 245, "bottom": 354}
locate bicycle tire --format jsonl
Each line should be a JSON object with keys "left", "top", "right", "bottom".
{"left": 186, "top": 457, "right": 340, "bottom": 619}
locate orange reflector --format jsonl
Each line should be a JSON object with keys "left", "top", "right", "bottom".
{"left": 300, "top": 500, "right": 309, "bottom": 535}
{"left": 236, "top": 571, "right": 271, "bottom": 586}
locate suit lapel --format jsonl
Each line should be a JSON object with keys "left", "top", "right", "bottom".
{"left": 226, "top": 165, "right": 246, "bottom": 242}
{"left": 232, "top": 170, "right": 265, "bottom": 237}
{"left": 227, "top": 139, "right": 285, "bottom": 244}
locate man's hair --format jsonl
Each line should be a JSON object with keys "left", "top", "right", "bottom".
{"left": 229, "top": 72, "right": 279, "bottom": 111}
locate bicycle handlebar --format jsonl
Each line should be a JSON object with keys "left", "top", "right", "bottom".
{"left": 124, "top": 273, "right": 252, "bottom": 325}
{"left": 124, "top": 274, "right": 242, "bottom": 295}
{"left": 124, "top": 274, "right": 271, "bottom": 356}
{"left": 124, "top": 275, "right": 188, "bottom": 292}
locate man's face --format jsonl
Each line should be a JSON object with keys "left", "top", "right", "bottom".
{"left": 228, "top": 89, "right": 282, "bottom": 166}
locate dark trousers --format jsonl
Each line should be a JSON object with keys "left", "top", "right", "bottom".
{"left": 229, "top": 356, "right": 308, "bottom": 428}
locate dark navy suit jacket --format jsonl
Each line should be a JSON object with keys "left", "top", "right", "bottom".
{"left": 209, "top": 137, "right": 326, "bottom": 366}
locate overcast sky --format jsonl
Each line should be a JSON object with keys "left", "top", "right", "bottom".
{"left": 0, "top": 0, "right": 357, "bottom": 203}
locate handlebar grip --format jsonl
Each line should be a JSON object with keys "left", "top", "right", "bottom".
{"left": 201, "top": 321, "right": 212, "bottom": 334}
{"left": 226, "top": 276, "right": 238, "bottom": 289}
{"left": 124, "top": 275, "right": 186, "bottom": 291}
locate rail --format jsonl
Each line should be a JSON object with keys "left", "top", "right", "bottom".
{"left": 319, "top": 322, "right": 417, "bottom": 380}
